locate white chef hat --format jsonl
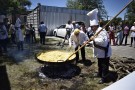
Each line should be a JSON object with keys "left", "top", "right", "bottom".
{"left": 87, "top": 8, "right": 99, "bottom": 26}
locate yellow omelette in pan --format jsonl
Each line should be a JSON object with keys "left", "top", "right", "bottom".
{"left": 36, "top": 50, "right": 75, "bottom": 62}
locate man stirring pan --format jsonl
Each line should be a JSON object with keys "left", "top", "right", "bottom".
{"left": 69, "top": 29, "right": 88, "bottom": 64}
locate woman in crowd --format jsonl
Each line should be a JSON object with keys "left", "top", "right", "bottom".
{"left": 80, "top": 22, "right": 87, "bottom": 34}
{"left": 130, "top": 22, "right": 135, "bottom": 48}
{"left": 9, "top": 23, "right": 16, "bottom": 44}
{"left": 30, "top": 24, "right": 36, "bottom": 43}
{"left": 108, "top": 23, "right": 116, "bottom": 46}
{"left": 121, "top": 22, "right": 130, "bottom": 45}
{"left": 116, "top": 22, "right": 123, "bottom": 45}
{"left": 25, "top": 24, "right": 31, "bottom": 44}
{"left": 0, "top": 22, "right": 8, "bottom": 54}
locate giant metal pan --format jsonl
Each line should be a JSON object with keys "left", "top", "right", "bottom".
{"left": 35, "top": 50, "right": 76, "bottom": 65}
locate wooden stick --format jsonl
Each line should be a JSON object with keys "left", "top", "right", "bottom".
{"left": 110, "top": 61, "right": 117, "bottom": 71}
{"left": 66, "top": 0, "right": 133, "bottom": 61}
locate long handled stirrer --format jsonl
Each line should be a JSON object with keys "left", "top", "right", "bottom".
{"left": 66, "top": 0, "right": 134, "bottom": 61}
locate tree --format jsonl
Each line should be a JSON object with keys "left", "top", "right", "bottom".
{"left": 0, "top": 0, "right": 31, "bottom": 15}
{"left": 9, "top": 0, "right": 31, "bottom": 14}
{"left": 0, "top": 0, "right": 10, "bottom": 14}
{"left": 0, "top": 0, "right": 31, "bottom": 24}
{"left": 126, "top": 0, "right": 135, "bottom": 25}
{"left": 66, "top": 0, "right": 107, "bottom": 19}
{"left": 112, "top": 17, "right": 122, "bottom": 25}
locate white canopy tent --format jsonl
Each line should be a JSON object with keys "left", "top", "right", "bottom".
{"left": 102, "top": 71, "right": 135, "bottom": 90}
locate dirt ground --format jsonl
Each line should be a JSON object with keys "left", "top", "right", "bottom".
{"left": 0, "top": 36, "right": 135, "bottom": 90}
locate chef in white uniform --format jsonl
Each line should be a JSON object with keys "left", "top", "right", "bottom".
{"left": 87, "top": 8, "right": 112, "bottom": 84}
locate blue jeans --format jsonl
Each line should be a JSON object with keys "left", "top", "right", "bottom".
{"left": 39, "top": 32, "right": 46, "bottom": 44}
{"left": 0, "top": 38, "right": 8, "bottom": 52}
{"left": 25, "top": 34, "right": 31, "bottom": 44}
{"left": 116, "top": 31, "right": 123, "bottom": 45}
{"left": 17, "top": 41, "right": 23, "bottom": 50}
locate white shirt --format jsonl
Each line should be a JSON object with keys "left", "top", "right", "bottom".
{"left": 9, "top": 24, "right": 15, "bottom": 34}
{"left": 87, "top": 27, "right": 93, "bottom": 35}
{"left": 15, "top": 18, "right": 21, "bottom": 28}
{"left": 92, "top": 27, "right": 112, "bottom": 58}
{"left": 15, "top": 28, "right": 24, "bottom": 42}
{"left": 69, "top": 31, "right": 88, "bottom": 48}
{"left": 10, "top": 24, "right": 15, "bottom": 30}
{"left": 109, "top": 26, "right": 115, "bottom": 31}
{"left": 130, "top": 26, "right": 135, "bottom": 37}
{"left": 66, "top": 24, "right": 74, "bottom": 32}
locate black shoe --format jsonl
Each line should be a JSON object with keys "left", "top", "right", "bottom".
{"left": 75, "top": 60, "right": 79, "bottom": 65}
{"left": 98, "top": 79, "right": 105, "bottom": 84}
{"left": 82, "top": 59, "right": 86, "bottom": 62}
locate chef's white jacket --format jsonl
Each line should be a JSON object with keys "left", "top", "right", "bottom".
{"left": 92, "top": 27, "right": 112, "bottom": 58}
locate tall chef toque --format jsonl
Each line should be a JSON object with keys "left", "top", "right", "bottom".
{"left": 87, "top": 8, "right": 99, "bottom": 26}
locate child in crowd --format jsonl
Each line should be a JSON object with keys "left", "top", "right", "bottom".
{"left": 15, "top": 26, "right": 24, "bottom": 51}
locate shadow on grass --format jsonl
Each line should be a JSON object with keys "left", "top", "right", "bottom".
{"left": 106, "top": 71, "right": 118, "bottom": 83}
{"left": 0, "top": 65, "right": 11, "bottom": 90}
{"left": 78, "top": 59, "right": 93, "bottom": 66}
{"left": 0, "top": 55, "right": 16, "bottom": 65}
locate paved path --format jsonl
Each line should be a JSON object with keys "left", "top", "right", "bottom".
{"left": 111, "top": 37, "right": 135, "bottom": 59}
{"left": 112, "top": 45, "right": 135, "bottom": 59}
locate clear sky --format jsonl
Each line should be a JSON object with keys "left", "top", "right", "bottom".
{"left": 103, "top": 0, "right": 131, "bottom": 20}
{"left": 30, "top": 0, "right": 131, "bottom": 20}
